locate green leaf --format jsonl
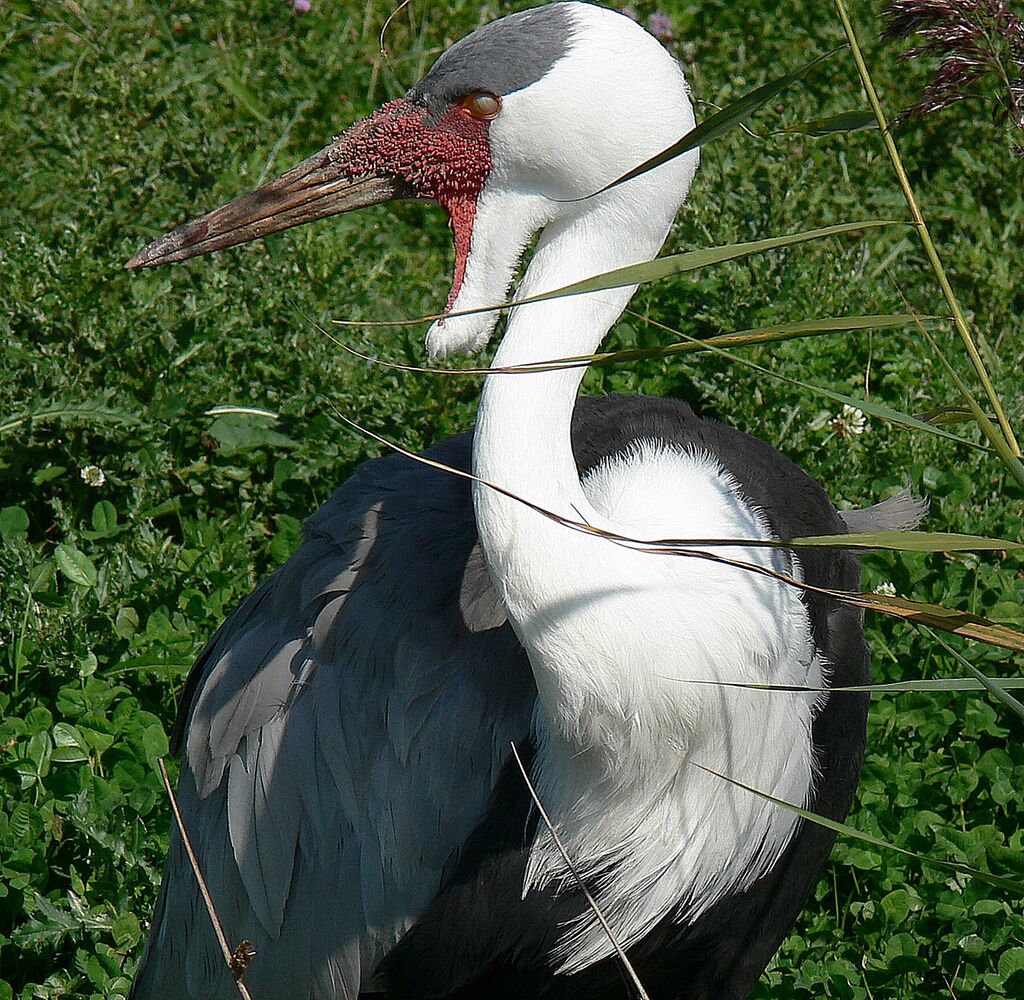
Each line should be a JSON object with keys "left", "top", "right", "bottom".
{"left": 29, "top": 558, "right": 55, "bottom": 593}
{"left": 111, "top": 912, "right": 141, "bottom": 949}
{"left": 54, "top": 543, "right": 98, "bottom": 587}
{"left": 52, "top": 722, "right": 86, "bottom": 749}
{"left": 25, "top": 706, "right": 53, "bottom": 734}
{"left": 91, "top": 500, "right": 118, "bottom": 535}
{"left": 269, "top": 513, "right": 302, "bottom": 565}
{"left": 114, "top": 606, "right": 140, "bottom": 640}
{"left": 273, "top": 457, "right": 298, "bottom": 489}
{"left": 32, "top": 464, "right": 66, "bottom": 485}
{"left": 78, "top": 652, "right": 98, "bottom": 679}
{"left": 78, "top": 725, "right": 116, "bottom": 755}
{"left": 999, "top": 947, "right": 1024, "bottom": 978}
{"left": 141, "top": 724, "right": 169, "bottom": 765}
{"left": 0, "top": 505, "right": 29, "bottom": 540}
{"left": 881, "top": 888, "right": 912, "bottom": 922}
{"left": 207, "top": 413, "right": 298, "bottom": 455}
{"left": 989, "top": 601, "right": 1024, "bottom": 626}
{"left": 973, "top": 899, "right": 1006, "bottom": 916}
{"left": 50, "top": 746, "right": 90, "bottom": 764}
{"left": 9, "top": 802, "right": 35, "bottom": 841}
{"left": 83, "top": 953, "right": 109, "bottom": 988}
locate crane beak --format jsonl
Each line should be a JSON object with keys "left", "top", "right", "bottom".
{"left": 125, "top": 140, "right": 408, "bottom": 270}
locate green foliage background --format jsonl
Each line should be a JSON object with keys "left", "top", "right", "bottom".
{"left": 1, "top": 1, "right": 1022, "bottom": 997}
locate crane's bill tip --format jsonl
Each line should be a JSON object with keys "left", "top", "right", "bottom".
{"left": 125, "top": 223, "right": 208, "bottom": 269}
{"left": 125, "top": 246, "right": 157, "bottom": 270}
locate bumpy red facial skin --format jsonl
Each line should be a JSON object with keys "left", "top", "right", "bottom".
{"left": 333, "top": 99, "right": 492, "bottom": 308}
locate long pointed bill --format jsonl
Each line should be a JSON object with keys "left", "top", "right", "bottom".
{"left": 126, "top": 140, "right": 409, "bottom": 270}
{"left": 127, "top": 96, "right": 498, "bottom": 359}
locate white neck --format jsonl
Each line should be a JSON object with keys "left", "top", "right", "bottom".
{"left": 467, "top": 185, "right": 824, "bottom": 974}
{"left": 470, "top": 182, "right": 683, "bottom": 733}
{"left": 473, "top": 199, "right": 667, "bottom": 512}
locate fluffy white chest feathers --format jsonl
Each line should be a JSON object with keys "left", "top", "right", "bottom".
{"left": 484, "top": 442, "right": 826, "bottom": 973}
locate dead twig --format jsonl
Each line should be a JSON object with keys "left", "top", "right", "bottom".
{"left": 157, "top": 758, "right": 256, "bottom": 1000}
{"left": 509, "top": 742, "right": 652, "bottom": 1000}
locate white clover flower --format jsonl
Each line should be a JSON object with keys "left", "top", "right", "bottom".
{"left": 80, "top": 465, "right": 106, "bottom": 488}
{"left": 829, "top": 404, "right": 867, "bottom": 439}
{"left": 873, "top": 581, "right": 897, "bottom": 597}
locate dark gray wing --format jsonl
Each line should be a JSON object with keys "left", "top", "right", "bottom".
{"left": 130, "top": 430, "right": 534, "bottom": 1000}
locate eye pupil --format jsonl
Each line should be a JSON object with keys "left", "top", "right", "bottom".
{"left": 460, "top": 92, "right": 501, "bottom": 120}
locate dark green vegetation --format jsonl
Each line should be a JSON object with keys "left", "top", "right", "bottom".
{"left": 2, "top": 0, "right": 1022, "bottom": 997}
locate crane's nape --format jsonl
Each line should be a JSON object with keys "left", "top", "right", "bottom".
{"left": 125, "top": 4, "right": 908, "bottom": 999}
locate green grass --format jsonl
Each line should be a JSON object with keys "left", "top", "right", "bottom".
{"left": 2, "top": 0, "right": 1023, "bottom": 997}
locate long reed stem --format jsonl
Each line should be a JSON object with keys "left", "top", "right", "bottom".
{"left": 834, "top": 0, "right": 1022, "bottom": 464}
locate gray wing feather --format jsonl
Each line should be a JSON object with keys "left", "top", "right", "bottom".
{"left": 131, "top": 433, "right": 534, "bottom": 1000}
{"left": 839, "top": 487, "right": 929, "bottom": 533}
{"left": 459, "top": 541, "right": 509, "bottom": 631}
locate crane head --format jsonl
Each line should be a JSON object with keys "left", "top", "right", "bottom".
{"left": 127, "top": 2, "right": 697, "bottom": 358}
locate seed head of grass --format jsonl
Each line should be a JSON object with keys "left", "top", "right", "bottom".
{"left": 881, "top": 0, "right": 1024, "bottom": 152}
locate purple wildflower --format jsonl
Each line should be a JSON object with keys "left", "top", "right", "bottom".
{"left": 291, "top": 0, "right": 312, "bottom": 13}
{"left": 648, "top": 12, "right": 675, "bottom": 41}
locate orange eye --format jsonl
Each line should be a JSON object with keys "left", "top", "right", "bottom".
{"left": 458, "top": 92, "right": 502, "bottom": 121}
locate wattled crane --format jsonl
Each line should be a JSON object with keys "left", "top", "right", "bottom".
{"left": 128, "top": 4, "right": 923, "bottom": 998}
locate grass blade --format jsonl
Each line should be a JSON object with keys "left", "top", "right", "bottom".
{"left": 664, "top": 676, "right": 1024, "bottom": 694}
{"left": 922, "top": 628, "right": 1024, "bottom": 722}
{"left": 324, "top": 312, "right": 932, "bottom": 374}
{"left": 323, "top": 308, "right": 988, "bottom": 454}
{"left": 0, "top": 402, "right": 142, "bottom": 436}
{"left": 847, "top": 592, "right": 1024, "bottom": 652}
{"left": 332, "top": 221, "right": 902, "bottom": 329}
{"left": 910, "top": 315, "right": 1024, "bottom": 487}
{"left": 157, "top": 760, "right": 256, "bottom": 998}
{"left": 777, "top": 109, "right": 877, "bottom": 135}
{"left": 916, "top": 405, "right": 993, "bottom": 427}
{"left": 205, "top": 405, "right": 280, "bottom": 419}
{"left": 541, "top": 221, "right": 897, "bottom": 300}
{"left": 689, "top": 760, "right": 1024, "bottom": 896}
{"left": 629, "top": 313, "right": 991, "bottom": 454}
{"left": 589, "top": 47, "right": 843, "bottom": 196}
{"left": 509, "top": 743, "right": 650, "bottom": 1000}
{"left": 788, "top": 530, "right": 1022, "bottom": 553}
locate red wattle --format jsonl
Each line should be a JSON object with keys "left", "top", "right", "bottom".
{"left": 333, "top": 99, "right": 492, "bottom": 308}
